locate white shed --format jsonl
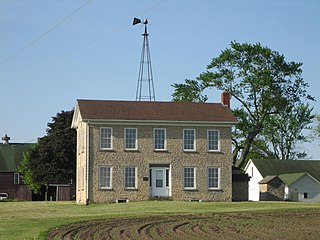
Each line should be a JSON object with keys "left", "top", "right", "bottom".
{"left": 279, "top": 173, "right": 320, "bottom": 202}
{"left": 244, "top": 159, "right": 320, "bottom": 202}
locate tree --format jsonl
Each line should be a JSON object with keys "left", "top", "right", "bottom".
{"left": 172, "top": 41, "right": 314, "bottom": 168}
{"left": 316, "top": 115, "right": 320, "bottom": 138}
{"left": 19, "top": 144, "right": 42, "bottom": 194}
{"left": 19, "top": 110, "right": 76, "bottom": 199}
{"left": 260, "top": 103, "right": 314, "bottom": 160}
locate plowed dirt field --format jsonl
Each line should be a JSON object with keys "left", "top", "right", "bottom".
{"left": 48, "top": 211, "right": 320, "bottom": 239}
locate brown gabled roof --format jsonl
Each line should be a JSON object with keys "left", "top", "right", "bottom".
{"left": 76, "top": 99, "right": 237, "bottom": 123}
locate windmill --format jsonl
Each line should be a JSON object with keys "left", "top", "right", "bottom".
{"left": 133, "top": 18, "right": 155, "bottom": 101}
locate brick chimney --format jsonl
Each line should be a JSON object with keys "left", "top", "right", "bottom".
{"left": 221, "top": 90, "right": 230, "bottom": 107}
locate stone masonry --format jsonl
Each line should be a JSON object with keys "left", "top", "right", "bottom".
{"left": 83, "top": 124, "right": 233, "bottom": 203}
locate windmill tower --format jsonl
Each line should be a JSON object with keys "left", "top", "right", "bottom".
{"left": 133, "top": 18, "right": 155, "bottom": 101}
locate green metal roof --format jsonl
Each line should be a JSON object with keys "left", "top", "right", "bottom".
{"left": 0, "top": 144, "right": 32, "bottom": 172}
{"left": 278, "top": 172, "right": 308, "bottom": 186}
{"left": 251, "top": 159, "right": 320, "bottom": 182}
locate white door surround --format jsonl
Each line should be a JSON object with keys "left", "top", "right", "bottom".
{"left": 149, "top": 164, "right": 171, "bottom": 197}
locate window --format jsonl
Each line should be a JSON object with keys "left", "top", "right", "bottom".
{"left": 81, "top": 167, "right": 85, "bottom": 190}
{"left": 183, "top": 129, "right": 195, "bottom": 151}
{"left": 208, "top": 167, "right": 220, "bottom": 189}
{"left": 303, "top": 192, "right": 308, "bottom": 199}
{"left": 125, "top": 167, "right": 137, "bottom": 189}
{"left": 99, "top": 166, "right": 112, "bottom": 189}
{"left": 14, "top": 172, "right": 19, "bottom": 184}
{"left": 125, "top": 128, "right": 137, "bottom": 150}
{"left": 207, "top": 130, "right": 220, "bottom": 151}
{"left": 154, "top": 128, "right": 166, "bottom": 150}
{"left": 100, "top": 127, "right": 112, "bottom": 150}
{"left": 183, "top": 167, "right": 196, "bottom": 189}
{"left": 156, "top": 170, "right": 163, "bottom": 187}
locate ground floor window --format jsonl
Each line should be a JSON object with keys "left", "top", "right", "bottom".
{"left": 14, "top": 172, "right": 19, "bottom": 184}
{"left": 125, "top": 167, "right": 137, "bottom": 189}
{"left": 183, "top": 167, "right": 196, "bottom": 189}
{"left": 303, "top": 192, "right": 308, "bottom": 199}
{"left": 99, "top": 166, "right": 112, "bottom": 189}
{"left": 208, "top": 167, "right": 220, "bottom": 189}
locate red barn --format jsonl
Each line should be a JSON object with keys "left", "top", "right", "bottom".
{"left": 0, "top": 135, "right": 32, "bottom": 200}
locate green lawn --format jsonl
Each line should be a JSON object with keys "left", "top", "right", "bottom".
{"left": 1, "top": 201, "right": 320, "bottom": 239}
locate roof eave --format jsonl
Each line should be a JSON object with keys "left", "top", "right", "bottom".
{"left": 80, "top": 118, "right": 237, "bottom": 127}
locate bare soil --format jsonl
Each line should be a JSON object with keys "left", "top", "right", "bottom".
{"left": 48, "top": 210, "right": 320, "bottom": 239}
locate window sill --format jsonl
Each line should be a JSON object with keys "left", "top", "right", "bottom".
{"left": 124, "top": 149, "right": 139, "bottom": 152}
{"left": 99, "top": 188, "right": 114, "bottom": 191}
{"left": 183, "top": 188, "right": 198, "bottom": 192}
{"left": 124, "top": 188, "right": 138, "bottom": 191}
{"left": 207, "top": 189, "right": 222, "bottom": 192}
{"left": 154, "top": 149, "right": 168, "bottom": 152}
{"left": 183, "top": 150, "right": 197, "bottom": 153}
{"left": 207, "top": 151, "right": 223, "bottom": 154}
{"left": 100, "top": 149, "right": 115, "bottom": 152}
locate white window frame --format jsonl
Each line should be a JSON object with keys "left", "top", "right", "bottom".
{"left": 207, "top": 129, "right": 220, "bottom": 152}
{"left": 81, "top": 166, "right": 85, "bottom": 191}
{"left": 183, "top": 129, "right": 196, "bottom": 151}
{"left": 124, "top": 128, "right": 138, "bottom": 150}
{"left": 124, "top": 166, "right": 137, "bottom": 189}
{"left": 153, "top": 128, "right": 167, "bottom": 151}
{"left": 14, "top": 172, "right": 20, "bottom": 184}
{"left": 207, "top": 167, "right": 220, "bottom": 190}
{"left": 183, "top": 167, "right": 196, "bottom": 190}
{"left": 99, "top": 166, "right": 112, "bottom": 190}
{"left": 100, "top": 127, "right": 113, "bottom": 150}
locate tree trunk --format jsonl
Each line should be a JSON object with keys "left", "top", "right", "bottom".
{"left": 45, "top": 184, "right": 48, "bottom": 201}
{"left": 236, "top": 130, "right": 259, "bottom": 169}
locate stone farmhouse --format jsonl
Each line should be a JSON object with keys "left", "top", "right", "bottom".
{"left": 71, "top": 91, "right": 237, "bottom": 204}
{"left": 245, "top": 159, "right": 320, "bottom": 202}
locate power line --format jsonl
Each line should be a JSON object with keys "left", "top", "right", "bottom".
{"left": 0, "top": 0, "right": 93, "bottom": 65}
{"left": 5, "top": 1, "right": 162, "bottom": 80}
{"left": 37, "top": 0, "right": 162, "bottom": 67}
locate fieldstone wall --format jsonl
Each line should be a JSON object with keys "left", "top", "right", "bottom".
{"left": 86, "top": 123, "right": 233, "bottom": 203}
{"left": 259, "top": 178, "right": 285, "bottom": 201}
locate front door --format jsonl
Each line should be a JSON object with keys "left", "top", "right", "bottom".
{"left": 150, "top": 167, "right": 170, "bottom": 197}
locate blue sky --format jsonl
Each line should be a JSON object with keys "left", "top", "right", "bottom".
{"left": 0, "top": 0, "right": 319, "bottom": 158}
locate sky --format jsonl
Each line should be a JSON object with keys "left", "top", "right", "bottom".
{"left": 0, "top": 0, "right": 319, "bottom": 158}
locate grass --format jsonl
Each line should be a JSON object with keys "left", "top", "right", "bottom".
{"left": 0, "top": 201, "right": 320, "bottom": 239}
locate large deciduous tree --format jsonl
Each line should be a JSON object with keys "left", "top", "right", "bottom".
{"left": 172, "top": 41, "right": 314, "bottom": 168}
{"left": 248, "top": 103, "right": 314, "bottom": 160}
{"left": 316, "top": 115, "right": 320, "bottom": 138}
{"left": 19, "top": 110, "right": 76, "bottom": 199}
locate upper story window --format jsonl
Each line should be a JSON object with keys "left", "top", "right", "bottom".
{"left": 14, "top": 172, "right": 19, "bottom": 184}
{"left": 208, "top": 167, "right": 220, "bottom": 190}
{"left": 154, "top": 128, "right": 166, "bottom": 150}
{"left": 99, "top": 166, "right": 112, "bottom": 189}
{"left": 183, "top": 167, "right": 196, "bottom": 190}
{"left": 207, "top": 129, "right": 220, "bottom": 152}
{"left": 124, "top": 128, "right": 137, "bottom": 150}
{"left": 124, "top": 166, "right": 137, "bottom": 189}
{"left": 100, "top": 127, "right": 112, "bottom": 150}
{"left": 183, "top": 129, "right": 195, "bottom": 151}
